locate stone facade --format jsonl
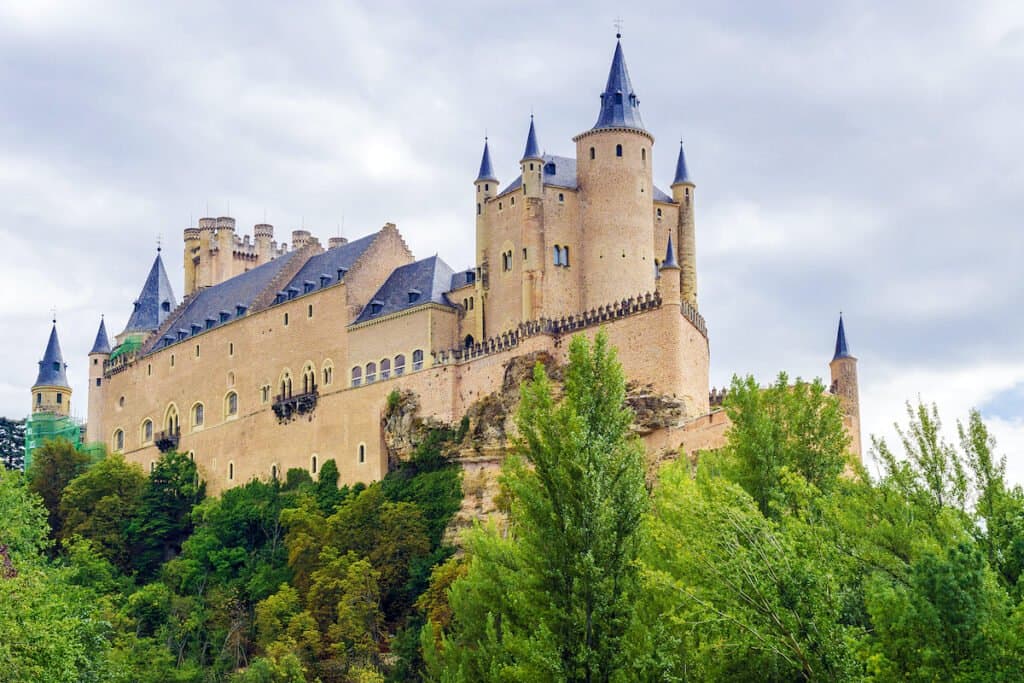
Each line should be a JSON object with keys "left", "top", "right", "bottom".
{"left": 77, "top": 37, "right": 859, "bottom": 495}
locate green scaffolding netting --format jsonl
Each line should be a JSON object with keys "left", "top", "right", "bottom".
{"left": 110, "top": 335, "right": 143, "bottom": 361}
{"left": 24, "top": 412, "right": 83, "bottom": 472}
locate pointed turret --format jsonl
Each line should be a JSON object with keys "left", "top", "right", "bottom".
{"left": 661, "top": 232, "right": 679, "bottom": 269}
{"left": 833, "top": 314, "right": 853, "bottom": 360}
{"left": 89, "top": 317, "right": 111, "bottom": 355}
{"left": 521, "top": 116, "right": 541, "bottom": 161}
{"left": 672, "top": 140, "right": 692, "bottom": 186}
{"left": 35, "top": 323, "right": 69, "bottom": 389}
{"left": 31, "top": 320, "right": 72, "bottom": 417}
{"left": 476, "top": 138, "right": 498, "bottom": 183}
{"left": 829, "top": 314, "right": 862, "bottom": 461}
{"left": 122, "top": 250, "right": 177, "bottom": 339}
{"left": 592, "top": 36, "right": 645, "bottom": 132}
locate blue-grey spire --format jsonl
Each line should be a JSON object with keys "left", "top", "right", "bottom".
{"left": 661, "top": 232, "right": 678, "bottom": 269}
{"left": 592, "top": 37, "right": 645, "bottom": 132}
{"left": 476, "top": 138, "right": 498, "bottom": 182}
{"left": 34, "top": 322, "right": 69, "bottom": 388}
{"left": 90, "top": 317, "right": 111, "bottom": 355}
{"left": 673, "top": 140, "right": 692, "bottom": 185}
{"left": 123, "top": 251, "right": 177, "bottom": 335}
{"left": 521, "top": 116, "right": 541, "bottom": 161}
{"left": 833, "top": 314, "right": 853, "bottom": 361}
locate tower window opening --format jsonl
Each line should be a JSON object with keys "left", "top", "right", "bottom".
{"left": 308, "top": 304, "right": 313, "bottom": 318}
{"left": 229, "top": 342, "right": 234, "bottom": 356}
{"left": 562, "top": 246, "right": 570, "bottom": 267}
{"left": 641, "top": 148, "right": 646, "bottom": 161}
{"left": 358, "top": 444, "right": 366, "bottom": 464}
{"left": 511, "top": 197, "right": 515, "bottom": 206}
{"left": 553, "top": 245, "right": 561, "bottom": 265}
{"left": 464, "top": 335, "right": 475, "bottom": 348}
{"left": 558, "top": 193, "right": 564, "bottom": 202}
{"left": 195, "top": 344, "right": 200, "bottom": 358}
{"left": 147, "top": 364, "right": 152, "bottom": 376}
{"left": 616, "top": 144, "right": 623, "bottom": 157}
{"left": 477, "top": 203, "right": 481, "bottom": 215}
{"left": 284, "top": 312, "right": 289, "bottom": 326}
{"left": 36, "top": 393, "right": 41, "bottom": 405}
{"left": 192, "top": 403, "right": 204, "bottom": 428}
{"left": 311, "top": 455, "right": 318, "bottom": 474}
{"left": 226, "top": 391, "right": 238, "bottom": 417}
{"left": 590, "top": 147, "right": 595, "bottom": 160}
{"left": 114, "top": 429, "right": 124, "bottom": 451}
{"left": 229, "top": 462, "right": 234, "bottom": 480}
{"left": 57, "top": 393, "right": 63, "bottom": 405}
{"left": 485, "top": 183, "right": 489, "bottom": 191}
{"left": 522, "top": 247, "right": 527, "bottom": 260}
{"left": 498, "top": 201, "right": 503, "bottom": 210}
{"left": 143, "top": 419, "right": 153, "bottom": 443}
{"left": 529, "top": 163, "right": 534, "bottom": 171}
{"left": 469, "top": 297, "right": 474, "bottom": 310}
{"left": 271, "top": 464, "right": 278, "bottom": 481}
{"left": 657, "top": 208, "right": 662, "bottom": 218}
{"left": 171, "top": 355, "right": 175, "bottom": 367}
{"left": 96, "top": 378, "right": 101, "bottom": 387}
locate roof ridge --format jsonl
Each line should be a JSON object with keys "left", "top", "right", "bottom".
{"left": 249, "top": 244, "right": 322, "bottom": 313}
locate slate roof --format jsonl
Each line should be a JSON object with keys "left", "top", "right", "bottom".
{"left": 661, "top": 232, "right": 678, "bottom": 268}
{"left": 89, "top": 318, "right": 111, "bottom": 355}
{"left": 673, "top": 141, "right": 692, "bottom": 185}
{"left": 592, "top": 39, "right": 646, "bottom": 132}
{"left": 499, "top": 153, "right": 674, "bottom": 202}
{"left": 150, "top": 252, "right": 298, "bottom": 351}
{"left": 521, "top": 117, "right": 541, "bottom": 160}
{"left": 476, "top": 140, "right": 498, "bottom": 182}
{"left": 281, "top": 232, "right": 377, "bottom": 296}
{"left": 833, "top": 315, "right": 853, "bottom": 360}
{"left": 352, "top": 256, "right": 456, "bottom": 325}
{"left": 450, "top": 269, "right": 476, "bottom": 290}
{"left": 123, "top": 252, "right": 177, "bottom": 335}
{"left": 34, "top": 324, "right": 69, "bottom": 388}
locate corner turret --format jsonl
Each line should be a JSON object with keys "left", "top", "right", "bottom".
{"left": 474, "top": 137, "right": 498, "bottom": 292}
{"left": 656, "top": 232, "right": 681, "bottom": 305}
{"left": 31, "top": 320, "right": 71, "bottom": 417}
{"left": 829, "top": 314, "right": 862, "bottom": 461}
{"left": 86, "top": 316, "right": 110, "bottom": 442}
{"left": 671, "top": 141, "right": 697, "bottom": 308}
{"left": 520, "top": 116, "right": 544, "bottom": 198}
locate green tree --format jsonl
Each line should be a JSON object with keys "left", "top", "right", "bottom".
{"left": 720, "top": 373, "right": 850, "bottom": 517}
{"left": 435, "top": 330, "right": 648, "bottom": 682}
{"left": 59, "top": 453, "right": 146, "bottom": 570}
{"left": 25, "top": 438, "right": 90, "bottom": 538}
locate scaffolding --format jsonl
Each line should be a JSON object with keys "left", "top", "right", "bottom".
{"left": 24, "top": 412, "right": 83, "bottom": 472}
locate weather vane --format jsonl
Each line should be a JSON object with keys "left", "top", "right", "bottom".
{"left": 614, "top": 17, "right": 624, "bottom": 38}
{"left": 157, "top": 233, "right": 162, "bottom": 252}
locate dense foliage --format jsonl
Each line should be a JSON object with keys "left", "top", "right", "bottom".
{"left": 3, "top": 332, "right": 1023, "bottom": 681}
{"left": 0, "top": 416, "right": 25, "bottom": 470}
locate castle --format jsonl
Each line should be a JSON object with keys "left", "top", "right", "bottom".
{"left": 29, "top": 37, "right": 861, "bottom": 490}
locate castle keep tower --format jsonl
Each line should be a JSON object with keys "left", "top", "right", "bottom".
{"left": 31, "top": 320, "right": 72, "bottom": 417}
{"left": 574, "top": 36, "right": 657, "bottom": 310}
{"left": 830, "top": 315, "right": 862, "bottom": 461}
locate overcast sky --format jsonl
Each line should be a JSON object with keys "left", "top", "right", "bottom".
{"left": 2, "top": 1, "right": 1022, "bottom": 480}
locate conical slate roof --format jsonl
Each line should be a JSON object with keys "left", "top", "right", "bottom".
{"left": 476, "top": 139, "right": 498, "bottom": 182}
{"left": 34, "top": 323, "right": 69, "bottom": 388}
{"left": 90, "top": 317, "right": 111, "bottom": 355}
{"left": 661, "top": 232, "right": 678, "bottom": 269}
{"left": 521, "top": 116, "right": 541, "bottom": 160}
{"left": 123, "top": 251, "right": 177, "bottom": 335}
{"left": 673, "top": 141, "right": 692, "bottom": 185}
{"left": 833, "top": 315, "right": 853, "bottom": 361}
{"left": 592, "top": 38, "right": 645, "bottom": 132}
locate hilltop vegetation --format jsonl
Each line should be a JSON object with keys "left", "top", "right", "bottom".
{"left": 0, "top": 417, "right": 25, "bottom": 470}
{"left": 2, "top": 330, "right": 1024, "bottom": 681}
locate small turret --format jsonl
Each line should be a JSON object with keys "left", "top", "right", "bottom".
{"left": 184, "top": 226, "right": 200, "bottom": 295}
{"left": 829, "top": 314, "right": 862, "bottom": 461}
{"left": 656, "top": 233, "right": 681, "bottom": 305}
{"left": 86, "top": 316, "right": 111, "bottom": 443}
{"left": 255, "top": 223, "right": 275, "bottom": 263}
{"left": 31, "top": 320, "right": 71, "bottom": 417}
{"left": 671, "top": 141, "right": 697, "bottom": 308}
{"left": 520, "top": 116, "right": 544, "bottom": 198}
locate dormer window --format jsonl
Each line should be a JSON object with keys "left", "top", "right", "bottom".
{"left": 408, "top": 289, "right": 421, "bottom": 303}
{"left": 220, "top": 311, "right": 231, "bottom": 323}
{"left": 177, "top": 329, "right": 188, "bottom": 341}
{"left": 161, "top": 301, "right": 171, "bottom": 313}
{"left": 369, "top": 300, "right": 384, "bottom": 315}
{"left": 205, "top": 318, "right": 216, "bottom": 329}
{"left": 319, "top": 275, "right": 331, "bottom": 287}
{"left": 191, "top": 323, "right": 202, "bottom": 335}
{"left": 615, "top": 92, "right": 623, "bottom": 104}
{"left": 544, "top": 162, "right": 556, "bottom": 174}
{"left": 337, "top": 268, "right": 347, "bottom": 281}
{"left": 287, "top": 287, "right": 299, "bottom": 300}
{"left": 235, "top": 304, "right": 246, "bottom": 316}
{"left": 304, "top": 281, "right": 315, "bottom": 293}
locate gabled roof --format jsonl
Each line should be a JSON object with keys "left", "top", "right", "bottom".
{"left": 499, "top": 153, "right": 673, "bottom": 202}
{"left": 476, "top": 139, "right": 498, "bottom": 182}
{"left": 833, "top": 315, "right": 853, "bottom": 361}
{"left": 149, "top": 252, "right": 298, "bottom": 351}
{"left": 352, "top": 256, "right": 456, "bottom": 325}
{"left": 281, "top": 232, "right": 377, "bottom": 295}
{"left": 34, "top": 323, "right": 69, "bottom": 388}
{"left": 123, "top": 252, "right": 177, "bottom": 335}
{"left": 673, "top": 141, "right": 692, "bottom": 185}
{"left": 450, "top": 269, "right": 476, "bottom": 290}
{"left": 592, "top": 39, "right": 646, "bottom": 132}
{"left": 521, "top": 116, "right": 541, "bottom": 161}
{"left": 89, "top": 317, "right": 111, "bottom": 355}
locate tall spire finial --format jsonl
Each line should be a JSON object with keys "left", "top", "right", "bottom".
{"left": 157, "top": 233, "right": 162, "bottom": 253}
{"left": 476, "top": 137, "right": 498, "bottom": 183}
{"left": 833, "top": 313, "right": 853, "bottom": 361}
{"left": 522, "top": 115, "right": 541, "bottom": 161}
{"left": 51, "top": 307, "right": 56, "bottom": 324}
{"left": 614, "top": 17, "right": 623, "bottom": 39}
{"left": 660, "top": 232, "right": 678, "bottom": 269}
{"left": 591, "top": 34, "right": 645, "bottom": 132}
{"left": 673, "top": 140, "right": 692, "bottom": 185}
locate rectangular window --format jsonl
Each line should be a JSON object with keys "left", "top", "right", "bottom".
{"left": 229, "top": 342, "right": 234, "bottom": 356}
{"left": 95, "top": 378, "right": 101, "bottom": 387}
{"left": 308, "top": 304, "right": 313, "bottom": 318}
{"left": 56, "top": 393, "right": 62, "bottom": 404}
{"left": 284, "top": 313, "right": 289, "bottom": 326}
{"left": 195, "top": 344, "right": 200, "bottom": 358}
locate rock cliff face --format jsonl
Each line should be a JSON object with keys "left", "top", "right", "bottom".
{"left": 381, "top": 353, "right": 693, "bottom": 545}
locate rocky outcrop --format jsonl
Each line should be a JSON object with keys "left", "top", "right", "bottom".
{"left": 381, "top": 389, "right": 452, "bottom": 467}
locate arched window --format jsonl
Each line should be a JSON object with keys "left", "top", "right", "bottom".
{"left": 616, "top": 144, "right": 623, "bottom": 157}
{"left": 302, "top": 363, "right": 316, "bottom": 394}
{"left": 476, "top": 203, "right": 481, "bottom": 215}
{"left": 553, "top": 245, "right": 561, "bottom": 266}
{"left": 113, "top": 429, "right": 124, "bottom": 452}
{"left": 380, "top": 358, "right": 391, "bottom": 380}
{"left": 589, "top": 147, "right": 595, "bottom": 160}
{"left": 165, "top": 404, "right": 179, "bottom": 434}
{"left": 656, "top": 207, "right": 662, "bottom": 218}
{"left": 351, "top": 366, "right": 362, "bottom": 387}
{"left": 227, "top": 371, "right": 235, "bottom": 387}
{"left": 641, "top": 148, "right": 646, "bottom": 161}
{"left": 280, "top": 370, "right": 293, "bottom": 399}
{"left": 261, "top": 385, "right": 270, "bottom": 403}
{"left": 322, "top": 362, "right": 333, "bottom": 386}
{"left": 271, "top": 464, "right": 278, "bottom": 481}
{"left": 464, "top": 335, "right": 475, "bottom": 349}
{"left": 311, "top": 455, "right": 318, "bottom": 474}
{"left": 558, "top": 192, "right": 564, "bottom": 202}
{"left": 225, "top": 391, "right": 238, "bottom": 417}
{"left": 365, "top": 362, "right": 377, "bottom": 384}
{"left": 142, "top": 419, "right": 153, "bottom": 444}
{"left": 192, "top": 403, "right": 204, "bottom": 429}
{"left": 394, "top": 355, "right": 406, "bottom": 376}
{"left": 228, "top": 462, "right": 234, "bottom": 481}
{"left": 358, "top": 444, "right": 366, "bottom": 464}
{"left": 35, "top": 393, "right": 41, "bottom": 405}
{"left": 562, "top": 246, "right": 570, "bottom": 266}
{"left": 412, "top": 350, "right": 424, "bottom": 371}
